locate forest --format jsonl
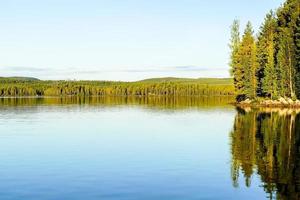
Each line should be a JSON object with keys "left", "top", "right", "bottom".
{"left": 0, "top": 77, "right": 234, "bottom": 97}
{"left": 230, "top": 0, "right": 300, "bottom": 102}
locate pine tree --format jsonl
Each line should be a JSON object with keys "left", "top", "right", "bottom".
{"left": 238, "top": 22, "right": 257, "bottom": 99}
{"left": 294, "top": 15, "right": 300, "bottom": 98}
{"left": 229, "top": 20, "right": 242, "bottom": 100}
{"left": 257, "top": 11, "right": 278, "bottom": 99}
{"left": 229, "top": 0, "right": 300, "bottom": 101}
{"left": 250, "top": 42, "right": 258, "bottom": 99}
{"left": 276, "top": 29, "right": 295, "bottom": 98}
{"left": 263, "top": 35, "right": 277, "bottom": 99}
{"left": 275, "top": 0, "right": 299, "bottom": 99}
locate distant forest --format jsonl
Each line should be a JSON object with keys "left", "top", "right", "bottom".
{"left": 230, "top": 0, "right": 300, "bottom": 101}
{"left": 0, "top": 77, "right": 234, "bottom": 97}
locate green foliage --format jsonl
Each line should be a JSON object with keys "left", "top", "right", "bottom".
{"left": 0, "top": 77, "right": 235, "bottom": 97}
{"left": 294, "top": 15, "right": 300, "bottom": 98}
{"left": 231, "top": 0, "right": 300, "bottom": 101}
{"left": 276, "top": 30, "right": 295, "bottom": 97}
{"left": 229, "top": 20, "right": 243, "bottom": 99}
{"left": 229, "top": 19, "right": 241, "bottom": 77}
{"left": 236, "top": 22, "right": 258, "bottom": 99}
{"left": 257, "top": 11, "right": 278, "bottom": 99}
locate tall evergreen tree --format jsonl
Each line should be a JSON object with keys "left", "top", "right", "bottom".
{"left": 275, "top": 0, "right": 299, "bottom": 98}
{"left": 294, "top": 14, "right": 300, "bottom": 98}
{"left": 229, "top": 0, "right": 300, "bottom": 101}
{"left": 257, "top": 11, "right": 278, "bottom": 99}
{"left": 276, "top": 28, "right": 296, "bottom": 98}
{"left": 229, "top": 20, "right": 243, "bottom": 100}
{"left": 238, "top": 22, "right": 258, "bottom": 99}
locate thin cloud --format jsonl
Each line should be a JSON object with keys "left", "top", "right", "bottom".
{"left": 1, "top": 66, "right": 51, "bottom": 72}
{"left": 172, "top": 66, "right": 227, "bottom": 71}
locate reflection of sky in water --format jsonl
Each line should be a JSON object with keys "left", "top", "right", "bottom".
{"left": 0, "top": 104, "right": 266, "bottom": 200}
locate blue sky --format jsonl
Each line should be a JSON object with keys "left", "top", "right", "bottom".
{"left": 0, "top": 0, "right": 283, "bottom": 81}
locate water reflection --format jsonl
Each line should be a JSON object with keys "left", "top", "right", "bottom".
{"left": 0, "top": 96, "right": 234, "bottom": 110}
{"left": 4, "top": 96, "right": 296, "bottom": 199}
{"left": 0, "top": 96, "right": 239, "bottom": 200}
{"left": 231, "top": 107, "right": 300, "bottom": 200}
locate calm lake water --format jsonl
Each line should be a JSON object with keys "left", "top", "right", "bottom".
{"left": 0, "top": 96, "right": 298, "bottom": 200}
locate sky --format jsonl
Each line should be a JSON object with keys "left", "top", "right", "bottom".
{"left": 0, "top": 0, "right": 284, "bottom": 81}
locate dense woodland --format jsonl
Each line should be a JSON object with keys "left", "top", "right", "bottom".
{"left": 230, "top": 0, "right": 300, "bottom": 101}
{"left": 0, "top": 77, "right": 234, "bottom": 97}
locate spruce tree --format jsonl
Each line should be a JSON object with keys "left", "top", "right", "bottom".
{"left": 276, "top": 29, "right": 295, "bottom": 98}
{"left": 257, "top": 11, "right": 278, "bottom": 99}
{"left": 229, "top": 0, "right": 300, "bottom": 101}
{"left": 229, "top": 20, "right": 243, "bottom": 100}
{"left": 239, "top": 22, "right": 257, "bottom": 99}
{"left": 275, "top": 0, "right": 299, "bottom": 99}
{"left": 294, "top": 15, "right": 300, "bottom": 98}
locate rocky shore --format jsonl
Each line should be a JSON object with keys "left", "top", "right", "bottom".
{"left": 237, "top": 97, "right": 300, "bottom": 108}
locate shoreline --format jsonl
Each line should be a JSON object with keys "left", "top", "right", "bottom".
{"left": 0, "top": 95, "right": 235, "bottom": 99}
{"left": 235, "top": 98, "right": 300, "bottom": 108}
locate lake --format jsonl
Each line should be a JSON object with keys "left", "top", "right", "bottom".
{"left": 0, "top": 96, "right": 298, "bottom": 200}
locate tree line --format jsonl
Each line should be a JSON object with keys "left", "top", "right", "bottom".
{"left": 0, "top": 78, "right": 234, "bottom": 97}
{"left": 230, "top": 0, "right": 300, "bottom": 101}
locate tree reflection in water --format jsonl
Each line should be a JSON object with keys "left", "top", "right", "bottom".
{"left": 231, "top": 107, "right": 300, "bottom": 200}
